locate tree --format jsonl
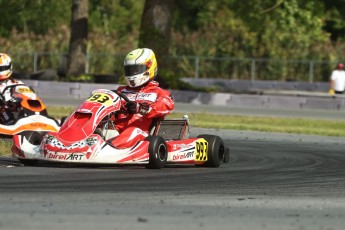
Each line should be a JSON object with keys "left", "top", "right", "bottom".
{"left": 322, "top": 0, "right": 345, "bottom": 41}
{"left": 66, "top": 0, "right": 88, "bottom": 77}
{"left": 139, "top": 0, "right": 175, "bottom": 71}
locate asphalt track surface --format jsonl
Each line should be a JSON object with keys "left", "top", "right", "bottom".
{"left": 1, "top": 103, "right": 345, "bottom": 229}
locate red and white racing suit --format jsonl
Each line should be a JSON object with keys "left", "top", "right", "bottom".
{"left": 110, "top": 81, "right": 174, "bottom": 148}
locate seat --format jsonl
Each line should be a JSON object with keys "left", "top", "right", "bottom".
{"left": 150, "top": 117, "right": 190, "bottom": 140}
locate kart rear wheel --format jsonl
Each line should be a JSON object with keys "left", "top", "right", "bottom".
{"left": 196, "top": 134, "right": 226, "bottom": 167}
{"left": 145, "top": 136, "right": 167, "bottom": 169}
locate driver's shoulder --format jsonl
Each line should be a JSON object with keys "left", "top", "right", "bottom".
{"left": 4, "top": 78, "right": 23, "bottom": 85}
{"left": 11, "top": 78, "right": 24, "bottom": 84}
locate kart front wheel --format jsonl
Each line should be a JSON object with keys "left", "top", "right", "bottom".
{"left": 196, "top": 134, "right": 227, "bottom": 167}
{"left": 145, "top": 136, "right": 167, "bottom": 169}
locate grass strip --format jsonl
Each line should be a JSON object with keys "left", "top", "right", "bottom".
{"left": 1, "top": 106, "right": 345, "bottom": 156}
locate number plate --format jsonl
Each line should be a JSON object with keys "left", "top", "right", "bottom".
{"left": 86, "top": 93, "right": 112, "bottom": 106}
{"left": 195, "top": 138, "right": 208, "bottom": 162}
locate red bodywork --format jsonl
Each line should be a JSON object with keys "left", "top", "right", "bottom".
{"left": 12, "top": 89, "right": 228, "bottom": 167}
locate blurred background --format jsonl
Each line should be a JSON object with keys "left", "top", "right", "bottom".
{"left": 1, "top": 0, "right": 345, "bottom": 90}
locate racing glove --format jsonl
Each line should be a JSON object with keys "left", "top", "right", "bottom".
{"left": 138, "top": 102, "right": 151, "bottom": 115}
{"left": 125, "top": 101, "right": 138, "bottom": 114}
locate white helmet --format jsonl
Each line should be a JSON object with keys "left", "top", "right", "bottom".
{"left": 0, "top": 53, "right": 12, "bottom": 80}
{"left": 123, "top": 48, "right": 157, "bottom": 87}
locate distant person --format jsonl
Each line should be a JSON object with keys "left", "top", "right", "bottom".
{"left": 0, "top": 53, "right": 24, "bottom": 124}
{"left": 330, "top": 63, "right": 345, "bottom": 95}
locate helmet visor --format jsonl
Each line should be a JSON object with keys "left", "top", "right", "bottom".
{"left": 0, "top": 64, "right": 11, "bottom": 72}
{"left": 124, "top": 64, "right": 147, "bottom": 76}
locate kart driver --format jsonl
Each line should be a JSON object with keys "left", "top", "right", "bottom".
{"left": 109, "top": 48, "right": 174, "bottom": 148}
{"left": 0, "top": 53, "right": 24, "bottom": 124}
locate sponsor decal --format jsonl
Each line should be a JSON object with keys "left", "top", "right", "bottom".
{"left": 66, "top": 153, "right": 85, "bottom": 161}
{"left": 30, "top": 123, "right": 48, "bottom": 128}
{"left": 172, "top": 151, "right": 194, "bottom": 160}
{"left": 48, "top": 153, "right": 67, "bottom": 160}
{"left": 47, "top": 152, "right": 85, "bottom": 161}
{"left": 16, "top": 87, "right": 33, "bottom": 93}
{"left": 121, "top": 91, "right": 136, "bottom": 101}
{"left": 120, "top": 91, "right": 157, "bottom": 102}
{"left": 172, "top": 143, "right": 192, "bottom": 150}
{"left": 136, "top": 92, "right": 157, "bottom": 102}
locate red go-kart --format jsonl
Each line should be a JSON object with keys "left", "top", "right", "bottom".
{"left": 12, "top": 89, "right": 229, "bottom": 168}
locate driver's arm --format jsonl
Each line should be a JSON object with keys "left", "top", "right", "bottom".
{"left": 144, "top": 89, "right": 174, "bottom": 119}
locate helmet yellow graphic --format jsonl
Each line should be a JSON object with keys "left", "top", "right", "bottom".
{"left": 124, "top": 48, "right": 157, "bottom": 87}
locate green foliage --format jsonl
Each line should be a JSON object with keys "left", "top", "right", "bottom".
{"left": 323, "top": 0, "right": 345, "bottom": 42}
{"left": 0, "top": 25, "right": 70, "bottom": 72}
{"left": 173, "top": 0, "right": 329, "bottom": 60}
{"left": 170, "top": 0, "right": 343, "bottom": 81}
{"left": 88, "top": 0, "right": 143, "bottom": 53}
{"left": 0, "top": 0, "right": 345, "bottom": 85}
{"left": 265, "top": 0, "right": 328, "bottom": 59}
{"left": 89, "top": 0, "right": 143, "bottom": 36}
{"left": 0, "top": 0, "right": 70, "bottom": 37}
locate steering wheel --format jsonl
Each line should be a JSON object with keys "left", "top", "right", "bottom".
{"left": 112, "top": 90, "right": 131, "bottom": 103}
{"left": 0, "top": 84, "right": 26, "bottom": 105}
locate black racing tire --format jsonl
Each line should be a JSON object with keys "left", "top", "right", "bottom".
{"left": 196, "top": 134, "right": 226, "bottom": 167}
{"left": 145, "top": 136, "right": 168, "bottom": 169}
{"left": 18, "top": 158, "right": 38, "bottom": 166}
